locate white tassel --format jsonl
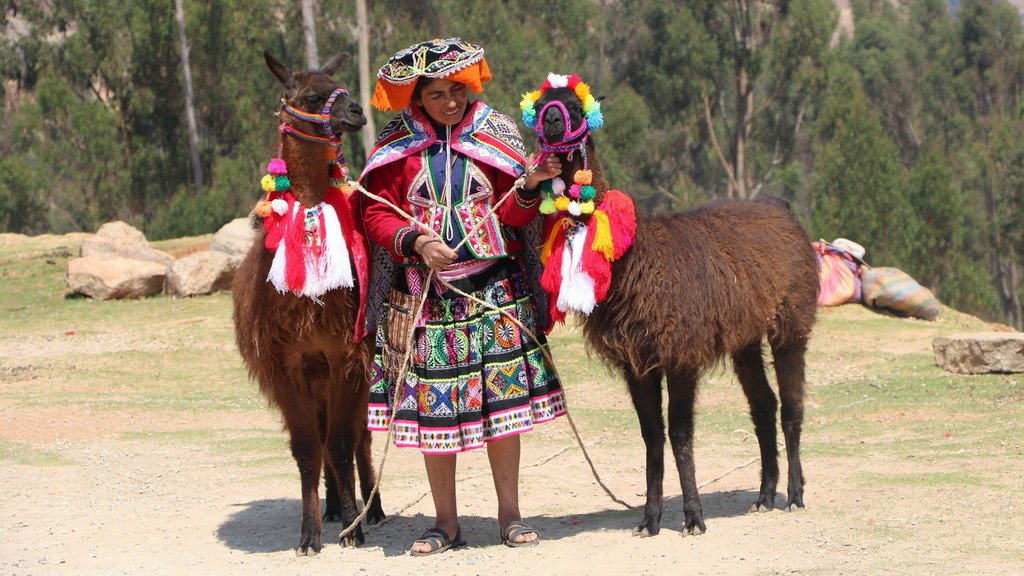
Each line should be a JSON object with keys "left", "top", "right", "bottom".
{"left": 556, "top": 226, "right": 597, "bottom": 315}
{"left": 300, "top": 202, "right": 353, "bottom": 297}
{"left": 547, "top": 73, "right": 570, "bottom": 88}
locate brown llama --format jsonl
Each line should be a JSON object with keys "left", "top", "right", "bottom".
{"left": 522, "top": 75, "right": 819, "bottom": 537}
{"left": 231, "top": 50, "right": 384, "bottom": 555}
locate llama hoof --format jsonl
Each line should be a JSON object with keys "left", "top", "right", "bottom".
{"left": 750, "top": 502, "right": 773, "bottom": 513}
{"left": 632, "top": 524, "right": 660, "bottom": 537}
{"left": 682, "top": 518, "right": 706, "bottom": 537}
{"left": 295, "top": 541, "right": 322, "bottom": 556}
{"left": 782, "top": 501, "right": 805, "bottom": 513}
{"left": 322, "top": 512, "right": 342, "bottom": 523}
{"left": 339, "top": 525, "right": 365, "bottom": 548}
{"left": 364, "top": 500, "right": 386, "bottom": 525}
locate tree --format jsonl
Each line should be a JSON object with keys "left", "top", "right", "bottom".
{"left": 811, "top": 64, "right": 917, "bottom": 268}
{"left": 175, "top": 0, "right": 203, "bottom": 195}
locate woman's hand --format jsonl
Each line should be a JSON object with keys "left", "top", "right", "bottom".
{"left": 524, "top": 154, "right": 562, "bottom": 190}
{"left": 414, "top": 235, "right": 457, "bottom": 272}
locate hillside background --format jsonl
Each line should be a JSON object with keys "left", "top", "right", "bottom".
{"left": 3, "top": 0, "right": 1024, "bottom": 329}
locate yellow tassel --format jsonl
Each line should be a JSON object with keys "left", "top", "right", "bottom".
{"left": 540, "top": 218, "right": 569, "bottom": 263}
{"left": 591, "top": 209, "right": 614, "bottom": 260}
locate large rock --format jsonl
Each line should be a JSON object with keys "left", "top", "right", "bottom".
{"left": 165, "top": 250, "right": 233, "bottom": 297}
{"left": 933, "top": 332, "right": 1024, "bottom": 374}
{"left": 80, "top": 221, "right": 173, "bottom": 266}
{"left": 210, "top": 218, "right": 257, "bottom": 270}
{"left": 66, "top": 256, "right": 166, "bottom": 300}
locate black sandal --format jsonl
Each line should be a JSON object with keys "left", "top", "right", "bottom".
{"left": 501, "top": 521, "right": 540, "bottom": 548}
{"left": 409, "top": 526, "right": 466, "bottom": 556}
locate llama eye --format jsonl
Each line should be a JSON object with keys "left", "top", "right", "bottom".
{"left": 304, "top": 93, "right": 323, "bottom": 105}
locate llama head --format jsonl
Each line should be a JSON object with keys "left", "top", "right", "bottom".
{"left": 522, "top": 74, "right": 609, "bottom": 220}
{"left": 264, "top": 50, "right": 367, "bottom": 137}
{"left": 521, "top": 73, "right": 603, "bottom": 148}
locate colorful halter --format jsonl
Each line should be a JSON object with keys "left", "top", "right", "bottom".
{"left": 520, "top": 73, "right": 604, "bottom": 156}
{"left": 279, "top": 86, "right": 349, "bottom": 165}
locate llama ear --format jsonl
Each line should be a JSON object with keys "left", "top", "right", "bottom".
{"left": 264, "top": 50, "right": 296, "bottom": 90}
{"left": 596, "top": 95, "right": 606, "bottom": 102}
{"left": 321, "top": 53, "right": 352, "bottom": 77}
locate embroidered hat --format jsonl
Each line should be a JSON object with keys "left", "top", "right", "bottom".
{"left": 370, "top": 37, "right": 492, "bottom": 111}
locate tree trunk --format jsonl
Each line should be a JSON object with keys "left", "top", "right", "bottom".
{"left": 301, "top": 0, "right": 320, "bottom": 69}
{"left": 356, "top": 0, "right": 375, "bottom": 155}
{"left": 174, "top": 0, "right": 203, "bottom": 194}
{"left": 986, "top": 176, "right": 1023, "bottom": 329}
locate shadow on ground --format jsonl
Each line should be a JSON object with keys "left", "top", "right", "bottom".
{"left": 216, "top": 488, "right": 764, "bottom": 555}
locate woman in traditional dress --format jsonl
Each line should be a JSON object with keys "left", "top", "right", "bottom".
{"left": 359, "top": 38, "right": 566, "bottom": 555}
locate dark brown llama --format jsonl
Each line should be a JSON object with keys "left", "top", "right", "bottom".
{"left": 231, "top": 50, "right": 384, "bottom": 555}
{"left": 526, "top": 77, "right": 818, "bottom": 537}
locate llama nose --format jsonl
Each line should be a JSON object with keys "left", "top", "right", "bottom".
{"left": 543, "top": 110, "right": 564, "bottom": 131}
{"left": 349, "top": 102, "right": 363, "bottom": 115}
{"left": 543, "top": 110, "right": 565, "bottom": 140}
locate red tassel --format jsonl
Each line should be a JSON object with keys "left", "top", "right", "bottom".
{"left": 283, "top": 201, "right": 307, "bottom": 291}
{"left": 540, "top": 227, "right": 568, "bottom": 325}
{"left": 581, "top": 222, "right": 613, "bottom": 303}
{"left": 601, "top": 190, "right": 637, "bottom": 260}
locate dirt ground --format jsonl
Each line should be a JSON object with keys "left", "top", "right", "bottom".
{"left": 1, "top": 240, "right": 1023, "bottom": 575}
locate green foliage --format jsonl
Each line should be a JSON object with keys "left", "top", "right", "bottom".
{"left": 0, "top": 155, "right": 47, "bottom": 234}
{"left": 4, "top": 0, "right": 1024, "bottom": 325}
{"left": 812, "top": 64, "right": 918, "bottom": 268}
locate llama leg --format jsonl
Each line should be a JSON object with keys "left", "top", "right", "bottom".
{"left": 665, "top": 368, "right": 706, "bottom": 536}
{"left": 321, "top": 411, "right": 343, "bottom": 523}
{"left": 771, "top": 336, "right": 809, "bottom": 511}
{"left": 355, "top": 426, "right": 386, "bottom": 525}
{"left": 350, "top": 351, "right": 385, "bottom": 525}
{"left": 732, "top": 341, "right": 780, "bottom": 512}
{"left": 324, "top": 418, "right": 365, "bottom": 547}
{"left": 277, "top": 393, "right": 326, "bottom": 555}
{"left": 625, "top": 368, "right": 665, "bottom": 537}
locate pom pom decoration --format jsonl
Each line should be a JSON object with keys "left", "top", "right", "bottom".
{"left": 586, "top": 103, "right": 604, "bottom": 132}
{"left": 274, "top": 175, "right": 291, "bottom": 191}
{"left": 271, "top": 198, "right": 289, "bottom": 215}
{"left": 574, "top": 170, "right": 592, "bottom": 185}
{"left": 580, "top": 185, "right": 596, "bottom": 201}
{"left": 267, "top": 158, "right": 288, "bottom": 175}
{"left": 567, "top": 183, "right": 582, "bottom": 200}
{"left": 580, "top": 201, "right": 595, "bottom": 214}
{"left": 261, "top": 174, "right": 276, "bottom": 192}
{"left": 554, "top": 196, "right": 571, "bottom": 212}
{"left": 522, "top": 109, "right": 537, "bottom": 128}
{"left": 551, "top": 177, "right": 566, "bottom": 195}
{"left": 540, "top": 198, "right": 557, "bottom": 214}
{"left": 567, "top": 201, "right": 582, "bottom": 216}
{"left": 520, "top": 90, "right": 542, "bottom": 128}
{"left": 255, "top": 200, "right": 273, "bottom": 218}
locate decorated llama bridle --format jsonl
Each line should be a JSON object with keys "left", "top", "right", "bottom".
{"left": 522, "top": 74, "right": 636, "bottom": 322}
{"left": 252, "top": 86, "right": 360, "bottom": 300}
{"left": 521, "top": 74, "right": 605, "bottom": 217}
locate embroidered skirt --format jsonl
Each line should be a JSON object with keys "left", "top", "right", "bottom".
{"left": 367, "top": 262, "right": 567, "bottom": 454}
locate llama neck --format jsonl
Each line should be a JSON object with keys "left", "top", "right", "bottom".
{"left": 557, "top": 139, "right": 609, "bottom": 196}
{"left": 281, "top": 134, "right": 334, "bottom": 207}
